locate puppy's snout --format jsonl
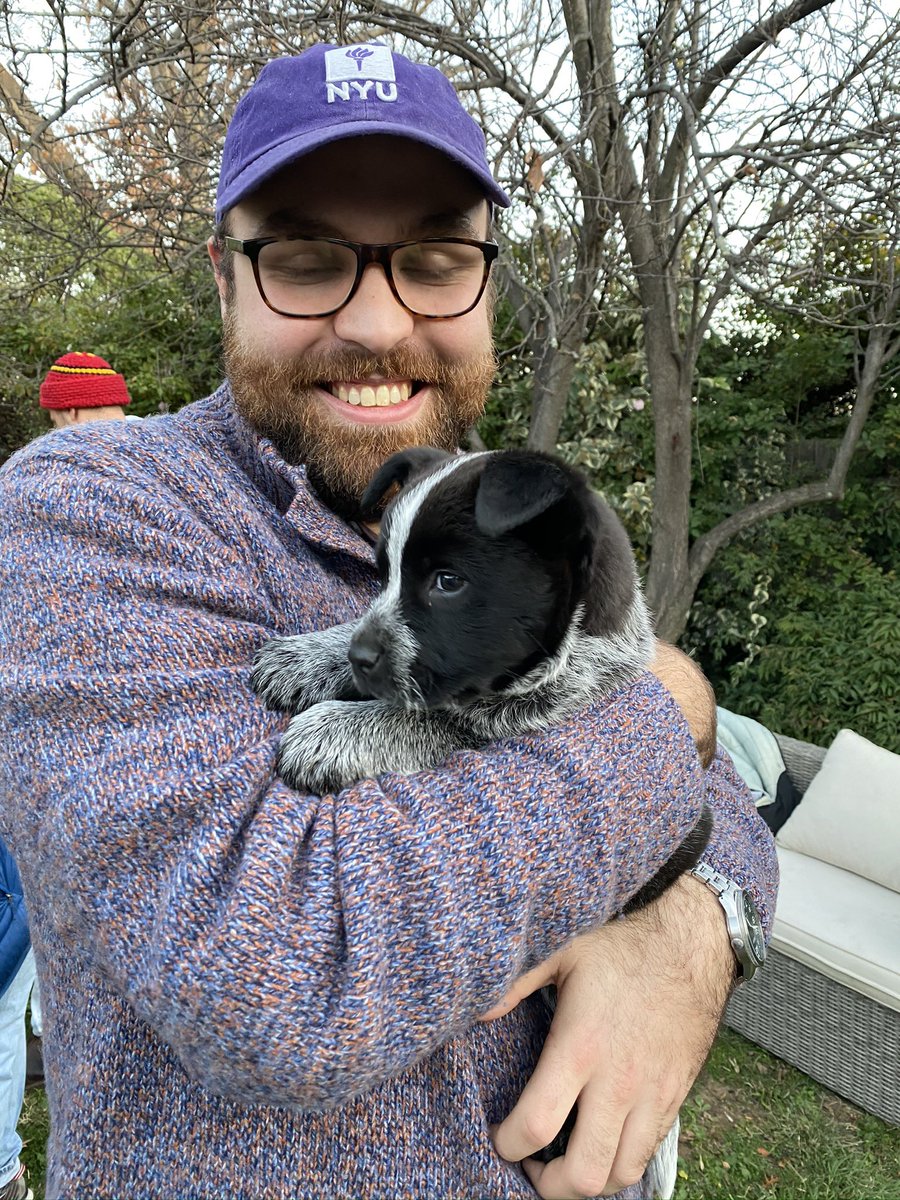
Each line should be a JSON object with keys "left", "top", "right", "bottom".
{"left": 349, "top": 627, "right": 388, "bottom": 690}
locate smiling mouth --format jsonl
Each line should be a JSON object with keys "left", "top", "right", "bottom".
{"left": 328, "top": 380, "right": 419, "bottom": 408}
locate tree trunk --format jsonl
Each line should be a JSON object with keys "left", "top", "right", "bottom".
{"left": 644, "top": 346, "right": 695, "bottom": 639}
{"left": 526, "top": 323, "right": 589, "bottom": 451}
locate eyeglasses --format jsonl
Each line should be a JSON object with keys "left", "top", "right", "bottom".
{"left": 223, "top": 235, "right": 499, "bottom": 320}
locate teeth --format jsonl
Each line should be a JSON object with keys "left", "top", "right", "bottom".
{"left": 332, "top": 381, "right": 412, "bottom": 407}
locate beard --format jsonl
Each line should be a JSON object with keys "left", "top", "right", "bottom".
{"left": 223, "top": 313, "right": 496, "bottom": 522}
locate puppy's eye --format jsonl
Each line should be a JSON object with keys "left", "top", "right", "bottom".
{"left": 431, "top": 571, "right": 466, "bottom": 595}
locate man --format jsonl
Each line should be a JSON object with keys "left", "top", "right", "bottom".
{"left": 0, "top": 44, "right": 777, "bottom": 1200}
{"left": 38, "top": 351, "right": 136, "bottom": 426}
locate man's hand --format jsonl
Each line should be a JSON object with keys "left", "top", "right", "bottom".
{"left": 650, "top": 642, "right": 717, "bottom": 768}
{"left": 481, "top": 875, "right": 735, "bottom": 1198}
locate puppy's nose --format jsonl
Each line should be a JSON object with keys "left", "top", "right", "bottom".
{"left": 348, "top": 631, "right": 384, "bottom": 680}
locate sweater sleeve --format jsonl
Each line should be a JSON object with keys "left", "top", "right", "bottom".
{"left": 0, "top": 439, "right": 714, "bottom": 1110}
{"left": 698, "top": 750, "right": 779, "bottom": 938}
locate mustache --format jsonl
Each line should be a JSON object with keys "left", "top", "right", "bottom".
{"left": 227, "top": 344, "right": 485, "bottom": 392}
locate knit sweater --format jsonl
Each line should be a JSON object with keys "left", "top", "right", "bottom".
{"left": 0, "top": 386, "right": 778, "bottom": 1200}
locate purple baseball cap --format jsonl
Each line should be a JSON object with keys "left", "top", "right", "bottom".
{"left": 216, "top": 43, "right": 511, "bottom": 222}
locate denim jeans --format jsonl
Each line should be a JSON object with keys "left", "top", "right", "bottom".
{"left": 27, "top": 976, "right": 40, "bottom": 1040}
{"left": 0, "top": 949, "right": 35, "bottom": 1188}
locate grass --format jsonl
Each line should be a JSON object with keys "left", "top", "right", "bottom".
{"left": 18, "top": 1084, "right": 48, "bottom": 1197}
{"left": 17, "top": 1028, "right": 900, "bottom": 1199}
{"left": 679, "top": 1029, "right": 900, "bottom": 1198}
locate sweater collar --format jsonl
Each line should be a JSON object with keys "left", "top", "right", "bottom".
{"left": 199, "top": 383, "right": 377, "bottom": 565}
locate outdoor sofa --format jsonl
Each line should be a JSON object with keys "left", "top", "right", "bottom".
{"left": 726, "top": 730, "right": 900, "bottom": 1126}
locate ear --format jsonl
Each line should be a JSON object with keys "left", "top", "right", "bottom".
{"left": 474, "top": 452, "right": 571, "bottom": 536}
{"left": 208, "top": 235, "right": 230, "bottom": 317}
{"left": 360, "top": 447, "right": 453, "bottom": 518}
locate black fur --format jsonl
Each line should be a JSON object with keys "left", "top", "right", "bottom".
{"left": 253, "top": 445, "right": 710, "bottom": 902}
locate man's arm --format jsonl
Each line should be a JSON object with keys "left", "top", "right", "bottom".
{"left": 485, "top": 650, "right": 778, "bottom": 1198}
{"left": 0, "top": 441, "right": 708, "bottom": 1112}
{"left": 650, "top": 640, "right": 718, "bottom": 768}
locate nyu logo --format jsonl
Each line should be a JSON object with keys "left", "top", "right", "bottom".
{"left": 324, "top": 45, "right": 398, "bottom": 103}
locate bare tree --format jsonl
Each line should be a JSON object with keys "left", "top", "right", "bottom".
{"left": 1, "top": 0, "right": 897, "bottom": 636}
{"left": 336, "top": 0, "right": 900, "bottom": 635}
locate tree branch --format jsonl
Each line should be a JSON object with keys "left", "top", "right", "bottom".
{"left": 687, "top": 323, "right": 890, "bottom": 589}
{"left": 0, "top": 62, "right": 97, "bottom": 201}
{"left": 658, "top": 0, "right": 835, "bottom": 202}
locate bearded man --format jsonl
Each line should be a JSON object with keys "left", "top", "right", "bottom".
{"left": 0, "top": 43, "right": 776, "bottom": 1200}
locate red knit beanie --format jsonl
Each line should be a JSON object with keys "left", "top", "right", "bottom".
{"left": 39, "top": 352, "right": 132, "bottom": 410}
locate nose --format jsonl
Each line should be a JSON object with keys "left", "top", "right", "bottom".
{"left": 348, "top": 626, "right": 388, "bottom": 689}
{"left": 332, "top": 263, "right": 415, "bottom": 355}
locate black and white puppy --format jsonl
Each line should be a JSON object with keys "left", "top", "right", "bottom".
{"left": 251, "top": 447, "right": 710, "bottom": 911}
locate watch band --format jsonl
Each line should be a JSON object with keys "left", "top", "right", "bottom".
{"left": 691, "top": 860, "right": 732, "bottom": 895}
{"left": 690, "top": 859, "right": 765, "bottom": 982}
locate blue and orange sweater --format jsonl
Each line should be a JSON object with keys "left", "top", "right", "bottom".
{"left": 0, "top": 386, "right": 777, "bottom": 1199}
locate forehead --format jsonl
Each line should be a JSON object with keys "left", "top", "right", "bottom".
{"left": 230, "top": 135, "right": 491, "bottom": 241}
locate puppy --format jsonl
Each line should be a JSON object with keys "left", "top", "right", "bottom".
{"left": 252, "top": 447, "right": 709, "bottom": 1186}
{"left": 251, "top": 447, "right": 711, "bottom": 912}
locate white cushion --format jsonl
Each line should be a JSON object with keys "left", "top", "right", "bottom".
{"left": 777, "top": 728, "right": 900, "bottom": 893}
{"left": 773, "top": 846, "right": 900, "bottom": 1013}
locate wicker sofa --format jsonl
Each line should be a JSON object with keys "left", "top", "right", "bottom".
{"left": 726, "top": 733, "right": 900, "bottom": 1126}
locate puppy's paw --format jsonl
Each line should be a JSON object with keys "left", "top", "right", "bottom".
{"left": 250, "top": 627, "right": 357, "bottom": 713}
{"left": 276, "top": 702, "right": 370, "bottom": 794}
{"left": 250, "top": 637, "right": 315, "bottom": 712}
{"left": 274, "top": 701, "right": 465, "bottom": 794}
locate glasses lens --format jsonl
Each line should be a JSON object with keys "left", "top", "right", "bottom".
{"left": 392, "top": 241, "right": 487, "bottom": 316}
{"left": 256, "top": 239, "right": 358, "bottom": 316}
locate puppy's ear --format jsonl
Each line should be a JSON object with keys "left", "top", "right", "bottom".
{"left": 360, "top": 447, "right": 453, "bottom": 518}
{"left": 474, "top": 452, "right": 571, "bottom": 536}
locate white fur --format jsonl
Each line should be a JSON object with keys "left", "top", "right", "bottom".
{"left": 646, "top": 1119, "right": 680, "bottom": 1199}
{"left": 379, "top": 452, "right": 488, "bottom": 607}
{"left": 250, "top": 623, "right": 359, "bottom": 713}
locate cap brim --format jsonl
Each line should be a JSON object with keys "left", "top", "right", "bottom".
{"left": 216, "top": 121, "right": 511, "bottom": 222}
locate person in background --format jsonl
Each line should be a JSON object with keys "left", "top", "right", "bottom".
{"left": 0, "top": 836, "right": 33, "bottom": 1200}
{"left": 38, "top": 352, "right": 136, "bottom": 426}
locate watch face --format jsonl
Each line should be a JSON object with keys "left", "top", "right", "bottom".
{"left": 742, "top": 891, "right": 767, "bottom": 965}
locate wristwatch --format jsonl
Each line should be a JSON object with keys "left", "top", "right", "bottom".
{"left": 690, "top": 861, "right": 766, "bottom": 983}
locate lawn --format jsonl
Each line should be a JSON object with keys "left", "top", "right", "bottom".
{"left": 679, "top": 1030, "right": 899, "bottom": 1198}
{"left": 18, "top": 1028, "right": 900, "bottom": 1198}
